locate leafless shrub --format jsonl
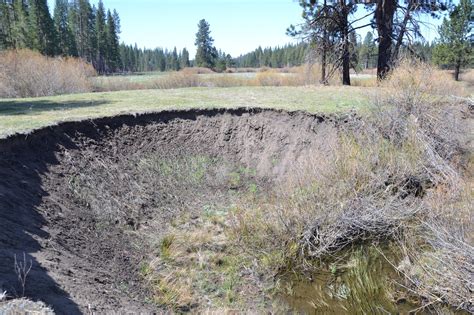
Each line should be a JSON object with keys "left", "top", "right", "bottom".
{"left": 372, "top": 60, "right": 468, "bottom": 187}
{"left": 0, "top": 291, "right": 8, "bottom": 302}
{"left": 14, "top": 253, "right": 32, "bottom": 297}
{"left": 392, "top": 181, "right": 474, "bottom": 312}
{"left": 0, "top": 49, "right": 95, "bottom": 98}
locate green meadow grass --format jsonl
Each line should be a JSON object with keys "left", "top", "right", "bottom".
{"left": 0, "top": 86, "right": 371, "bottom": 138}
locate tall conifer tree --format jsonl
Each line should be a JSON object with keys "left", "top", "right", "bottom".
{"left": 11, "top": 0, "right": 30, "bottom": 49}
{"left": 94, "top": 0, "right": 107, "bottom": 72}
{"left": 195, "top": 19, "right": 216, "bottom": 68}
{"left": 28, "top": 0, "right": 57, "bottom": 56}
{"left": 106, "top": 9, "right": 120, "bottom": 72}
{"left": 54, "top": 0, "right": 76, "bottom": 56}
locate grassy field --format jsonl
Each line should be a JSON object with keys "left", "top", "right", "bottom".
{"left": 0, "top": 86, "right": 370, "bottom": 138}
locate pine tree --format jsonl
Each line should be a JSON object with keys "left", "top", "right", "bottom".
{"left": 29, "top": 0, "right": 58, "bottom": 55}
{"left": 171, "top": 46, "right": 179, "bottom": 70}
{"left": 106, "top": 9, "right": 120, "bottom": 72}
{"left": 54, "top": 0, "right": 76, "bottom": 56}
{"left": 112, "top": 9, "right": 120, "bottom": 34}
{"left": 10, "top": 0, "right": 29, "bottom": 49}
{"left": 225, "top": 54, "right": 234, "bottom": 68}
{"left": 180, "top": 47, "right": 190, "bottom": 68}
{"left": 0, "top": 1, "right": 13, "bottom": 49}
{"left": 349, "top": 31, "right": 359, "bottom": 70}
{"left": 214, "top": 50, "right": 227, "bottom": 72}
{"left": 194, "top": 19, "right": 216, "bottom": 68}
{"left": 94, "top": 0, "right": 107, "bottom": 72}
{"left": 433, "top": 0, "right": 473, "bottom": 81}
{"left": 360, "top": 32, "right": 376, "bottom": 69}
{"left": 69, "top": 0, "right": 95, "bottom": 60}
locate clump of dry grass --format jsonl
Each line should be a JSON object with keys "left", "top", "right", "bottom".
{"left": 0, "top": 49, "right": 95, "bottom": 98}
{"left": 460, "top": 68, "right": 474, "bottom": 88}
{"left": 383, "top": 59, "right": 469, "bottom": 98}
{"left": 141, "top": 214, "right": 260, "bottom": 312}
{"left": 205, "top": 75, "right": 251, "bottom": 87}
{"left": 181, "top": 67, "right": 215, "bottom": 75}
{"left": 92, "top": 76, "right": 146, "bottom": 91}
{"left": 150, "top": 73, "right": 203, "bottom": 89}
{"left": 351, "top": 77, "right": 377, "bottom": 87}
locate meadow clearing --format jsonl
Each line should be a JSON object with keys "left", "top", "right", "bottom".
{"left": 0, "top": 55, "right": 473, "bottom": 314}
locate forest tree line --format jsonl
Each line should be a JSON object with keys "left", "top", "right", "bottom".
{"left": 0, "top": 0, "right": 121, "bottom": 73}
{"left": 0, "top": 0, "right": 471, "bottom": 78}
{"left": 235, "top": 34, "right": 435, "bottom": 71}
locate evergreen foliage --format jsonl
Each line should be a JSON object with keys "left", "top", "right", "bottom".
{"left": 105, "top": 9, "right": 120, "bottom": 72}
{"left": 432, "top": 0, "right": 473, "bottom": 80}
{"left": 194, "top": 19, "right": 216, "bottom": 68}
{"left": 234, "top": 43, "right": 309, "bottom": 68}
{"left": 359, "top": 32, "right": 377, "bottom": 69}
{"left": 94, "top": 0, "right": 107, "bottom": 72}
{"left": 180, "top": 47, "right": 190, "bottom": 68}
{"left": 119, "top": 44, "right": 196, "bottom": 73}
{"left": 0, "top": 0, "right": 122, "bottom": 73}
{"left": 54, "top": 0, "right": 76, "bottom": 56}
{"left": 11, "top": 0, "right": 30, "bottom": 49}
{"left": 29, "top": 0, "right": 58, "bottom": 56}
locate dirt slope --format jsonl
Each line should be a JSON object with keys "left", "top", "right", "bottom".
{"left": 0, "top": 108, "right": 344, "bottom": 313}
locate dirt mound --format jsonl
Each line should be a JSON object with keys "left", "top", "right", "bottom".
{"left": 0, "top": 108, "right": 342, "bottom": 313}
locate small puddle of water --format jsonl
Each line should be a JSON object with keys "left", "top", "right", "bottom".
{"left": 277, "top": 245, "right": 423, "bottom": 314}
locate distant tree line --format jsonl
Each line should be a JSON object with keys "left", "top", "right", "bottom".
{"left": 234, "top": 43, "right": 309, "bottom": 68}
{"left": 353, "top": 31, "right": 435, "bottom": 70}
{"left": 0, "top": 0, "right": 121, "bottom": 73}
{"left": 119, "top": 45, "right": 191, "bottom": 73}
{"left": 1, "top": 1, "right": 470, "bottom": 77}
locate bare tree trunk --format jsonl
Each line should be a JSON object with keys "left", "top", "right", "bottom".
{"left": 454, "top": 61, "right": 461, "bottom": 81}
{"left": 342, "top": 33, "right": 351, "bottom": 85}
{"left": 341, "top": 0, "right": 351, "bottom": 85}
{"left": 321, "top": 30, "right": 328, "bottom": 84}
{"left": 392, "top": 2, "right": 414, "bottom": 64}
{"left": 375, "top": 0, "right": 396, "bottom": 80}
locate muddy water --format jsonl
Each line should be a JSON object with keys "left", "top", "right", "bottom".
{"left": 278, "top": 246, "right": 423, "bottom": 314}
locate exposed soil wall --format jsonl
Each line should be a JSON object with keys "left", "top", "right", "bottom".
{"left": 0, "top": 108, "right": 342, "bottom": 313}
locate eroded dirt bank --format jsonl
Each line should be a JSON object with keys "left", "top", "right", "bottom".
{"left": 0, "top": 108, "right": 342, "bottom": 313}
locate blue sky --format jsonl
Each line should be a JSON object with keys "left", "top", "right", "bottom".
{"left": 47, "top": 0, "right": 445, "bottom": 57}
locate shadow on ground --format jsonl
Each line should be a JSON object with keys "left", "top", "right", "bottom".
{"left": 0, "top": 100, "right": 108, "bottom": 116}
{"left": 0, "top": 133, "right": 82, "bottom": 314}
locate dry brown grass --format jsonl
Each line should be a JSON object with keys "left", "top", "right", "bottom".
{"left": 383, "top": 59, "right": 470, "bottom": 98}
{"left": 460, "top": 68, "right": 474, "bottom": 88}
{"left": 0, "top": 49, "right": 95, "bottom": 98}
{"left": 351, "top": 77, "right": 377, "bottom": 87}
{"left": 150, "top": 73, "right": 202, "bottom": 89}
{"left": 181, "top": 67, "right": 215, "bottom": 75}
{"left": 92, "top": 66, "right": 335, "bottom": 91}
